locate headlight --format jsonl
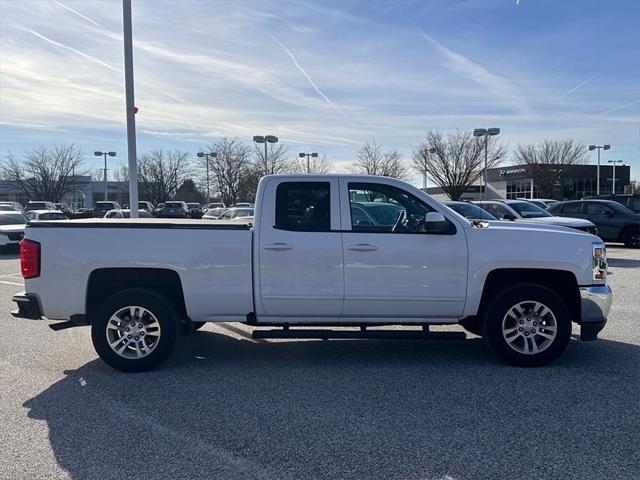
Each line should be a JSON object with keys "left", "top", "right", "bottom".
{"left": 592, "top": 241, "right": 607, "bottom": 282}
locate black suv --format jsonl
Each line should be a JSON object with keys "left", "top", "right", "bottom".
{"left": 547, "top": 199, "right": 640, "bottom": 248}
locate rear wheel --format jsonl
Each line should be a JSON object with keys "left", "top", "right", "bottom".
{"left": 483, "top": 284, "right": 571, "bottom": 367}
{"left": 622, "top": 227, "right": 640, "bottom": 248}
{"left": 91, "top": 289, "right": 178, "bottom": 372}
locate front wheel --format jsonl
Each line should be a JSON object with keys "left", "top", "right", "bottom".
{"left": 483, "top": 284, "right": 571, "bottom": 367}
{"left": 91, "top": 289, "right": 178, "bottom": 372}
{"left": 622, "top": 227, "right": 640, "bottom": 248}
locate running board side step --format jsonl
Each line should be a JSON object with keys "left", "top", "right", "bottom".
{"left": 252, "top": 329, "right": 466, "bottom": 340}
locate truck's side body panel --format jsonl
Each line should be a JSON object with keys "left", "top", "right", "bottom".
{"left": 25, "top": 222, "right": 253, "bottom": 322}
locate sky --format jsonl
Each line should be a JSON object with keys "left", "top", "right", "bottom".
{"left": 1, "top": 0, "right": 639, "bottom": 185}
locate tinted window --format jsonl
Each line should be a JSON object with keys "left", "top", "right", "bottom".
{"left": 508, "top": 201, "right": 552, "bottom": 218}
{"left": 561, "top": 203, "right": 583, "bottom": 214}
{"left": 348, "top": 183, "right": 440, "bottom": 233}
{"left": 275, "top": 182, "right": 331, "bottom": 232}
{"left": 586, "top": 203, "right": 614, "bottom": 215}
{"left": 39, "top": 213, "right": 67, "bottom": 220}
{"left": 481, "top": 203, "right": 511, "bottom": 218}
{"left": 446, "top": 203, "right": 496, "bottom": 220}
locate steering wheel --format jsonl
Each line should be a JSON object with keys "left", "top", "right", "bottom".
{"left": 392, "top": 209, "right": 407, "bottom": 232}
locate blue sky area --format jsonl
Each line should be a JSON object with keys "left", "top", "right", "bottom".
{"left": 1, "top": 0, "right": 639, "bottom": 185}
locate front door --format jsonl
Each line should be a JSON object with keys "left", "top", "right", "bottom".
{"left": 257, "top": 179, "right": 344, "bottom": 318}
{"left": 340, "top": 179, "right": 467, "bottom": 318}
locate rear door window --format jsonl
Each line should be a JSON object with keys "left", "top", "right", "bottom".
{"left": 275, "top": 182, "right": 331, "bottom": 232}
{"left": 561, "top": 203, "right": 583, "bottom": 214}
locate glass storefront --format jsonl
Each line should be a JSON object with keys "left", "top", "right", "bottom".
{"left": 506, "top": 179, "right": 538, "bottom": 199}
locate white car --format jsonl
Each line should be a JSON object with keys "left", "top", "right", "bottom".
{"left": 104, "top": 209, "right": 153, "bottom": 218}
{"left": 25, "top": 210, "right": 68, "bottom": 221}
{"left": 0, "top": 212, "right": 26, "bottom": 252}
{"left": 12, "top": 174, "right": 611, "bottom": 371}
{"left": 203, "top": 207, "right": 254, "bottom": 222}
{"left": 474, "top": 200, "right": 598, "bottom": 235}
{"left": 516, "top": 198, "right": 559, "bottom": 209}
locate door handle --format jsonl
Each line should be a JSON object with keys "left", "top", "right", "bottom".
{"left": 347, "top": 243, "right": 377, "bottom": 252}
{"left": 264, "top": 242, "right": 294, "bottom": 251}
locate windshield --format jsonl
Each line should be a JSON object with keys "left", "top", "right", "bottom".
{"left": 446, "top": 203, "right": 497, "bottom": 220}
{"left": 509, "top": 201, "right": 553, "bottom": 218}
{"left": 0, "top": 213, "right": 26, "bottom": 225}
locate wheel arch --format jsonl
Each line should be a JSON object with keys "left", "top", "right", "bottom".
{"left": 86, "top": 268, "right": 188, "bottom": 323}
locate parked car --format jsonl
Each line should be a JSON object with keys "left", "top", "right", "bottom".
{"left": 474, "top": 200, "right": 598, "bottom": 235}
{"left": 443, "top": 201, "right": 498, "bottom": 221}
{"left": 54, "top": 203, "right": 72, "bottom": 215}
{"left": 158, "top": 201, "right": 189, "bottom": 218}
{"left": 201, "top": 207, "right": 228, "bottom": 219}
{"left": 24, "top": 201, "right": 56, "bottom": 212}
{"left": 516, "top": 198, "right": 559, "bottom": 209}
{"left": 25, "top": 210, "right": 68, "bottom": 221}
{"left": 234, "top": 202, "right": 252, "bottom": 207}
{"left": 92, "top": 201, "right": 121, "bottom": 218}
{"left": 186, "top": 203, "right": 203, "bottom": 219}
{"left": 104, "top": 209, "right": 153, "bottom": 218}
{"left": 203, "top": 202, "right": 225, "bottom": 213}
{"left": 137, "top": 201, "right": 155, "bottom": 212}
{"left": 13, "top": 174, "right": 611, "bottom": 372}
{"left": 349, "top": 202, "right": 405, "bottom": 229}
{"left": 582, "top": 194, "right": 640, "bottom": 214}
{"left": 547, "top": 199, "right": 640, "bottom": 248}
{"left": 205, "top": 207, "right": 254, "bottom": 222}
{"left": 0, "top": 212, "right": 26, "bottom": 253}
{"left": 0, "top": 202, "right": 22, "bottom": 211}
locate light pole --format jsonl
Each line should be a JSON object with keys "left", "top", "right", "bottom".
{"left": 253, "top": 135, "right": 279, "bottom": 175}
{"left": 588, "top": 144, "right": 611, "bottom": 195}
{"left": 298, "top": 152, "right": 318, "bottom": 173}
{"left": 473, "top": 128, "right": 500, "bottom": 200}
{"left": 197, "top": 151, "right": 217, "bottom": 202}
{"left": 94, "top": 151, "right": 116, "bottom": 201}
{"left": 607, "top": 160, "right": 623, "bottom": 194}
{"left": 122, "top": 0, "right": 139, "bottom": 217}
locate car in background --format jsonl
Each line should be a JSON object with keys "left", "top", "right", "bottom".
{"left": 234, "top": 202, "right": 252, "bottom": 207}
{"left": 153, "top": 203, "right": 164, "bottom": 216}
{"left": 547, "top": 199, "right": 640, "bottom": 248}
{"left": 583, "top": 194, "right": 640, "bottom": 214}
{"left": 104, "top": 209, "right": 153, "bottom": 218}
{"left": 349, "top": 201, "right": 405, "bottom": 229}
{"left": 202, "top": 207, "right": 227, "bottom": 219}
{"left": 204, "top": 207, "right": 254, "bottom": 222}
{"left": 0, "top": 212, "right": 26, "bottom": 253}
{"left": 138, "top": 201, "right": 155, "bottom": 212}
{"left": 54, "top": 203, "right": 72, "bottom": 215}
{"left": 158, "top": 201, "right": 189, "bottom": 218}
{"left": 24, "top": 201, "right": 56, "bottom": 212}
{"left": 0, "top": 202, "right": 23, "bottom": 211}
{"left": 186, "top": 202, "right": 203, "bottom": 219}
{"left": 474, "top": 200, "right": 598, "bottom": 235}
{"left": 25, "top": 210, "right": 68, "bottom": 221}
{"left": 516, "top": 198, "right": 559, "bottom": 209}
{"left": 92, "top": 201, "right": 121, "bottom": 218}
{"left": 203, "top": 202, "right": 225, "bottom": 213}
{"left": 443, "top": 201, "right": 498, "bottom": 221}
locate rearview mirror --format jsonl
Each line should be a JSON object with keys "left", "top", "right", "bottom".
{"left": 425, "top": 211, "right": 449, "bottom": 233}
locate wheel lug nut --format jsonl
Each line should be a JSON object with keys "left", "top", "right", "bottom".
{"left": 131, "top": 322, "right": 135, "bottom": 326}
{"left": 519, "top": 320, "right": 524, "bottom": 324}
{"left": 532, "top": 329, "right": 536, "bottom": 333}
{"left": 127, "top": 335, "right": 132, "bottom": 339}
{"left": 524, "top": 332, "right": 529, "bottom": 336}
{"left": 533, "top": 322, "right": 537, "bottom": 326}
{"left": 125, "top": 327, "right": 130, "bottom": 332}
{"left": 135, "top": 336, "right": 139, "bottom": 341}
{"left": 140, "top": 332, "right": 145, "bottom": 336}
{"left": 138, "top": 324, "right": 143, "bottom": 328}
{"left": 527, "top": 317, "right": 531, "bottom": 321}
{"left": 518, "top": 327, "right": 523, "bottom": 331}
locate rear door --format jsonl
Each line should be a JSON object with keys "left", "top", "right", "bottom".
{"left": 256, "top": 179, "right": 344, "bottom": 318}
{"left": 584, "top": 202, "right": 619, "bottom": 240}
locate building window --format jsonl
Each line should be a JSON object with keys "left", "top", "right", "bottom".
{"left": 506, "top": 179, "right": 537, "bottom": 199}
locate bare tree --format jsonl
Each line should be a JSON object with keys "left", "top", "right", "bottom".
{"left": 137, "top": 150, "right": 192, "bottom": 204}
{"left": 205, "top": 138, "right": 252, "bottom": 206}
{"left": 1, "top": 144, "right": 85, "bottom": 202}
{"left": 348, "top": 140, "right": 409, "bottom": 179}
{"left": 514, "top": 139, "right": 587, "bottom": 197}
{"left": 290, "top": 154, "right": 332, "bottom": 174}
{"left": 413, "top": 131, "right": 505, "bottom": 200}
{"left": 252, "top": 142, "right": 291, "bottom": 176}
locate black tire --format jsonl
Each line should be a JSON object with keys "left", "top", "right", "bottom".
{"left": 482, "top": 283, "right": 571, "bottom": 367}
{"left": 91, "top": 289, "right": 178, "bottom": 372}
{"left": 622, "top": 227, "right": 640, "bottom": 248}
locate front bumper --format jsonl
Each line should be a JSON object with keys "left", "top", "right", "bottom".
{"left": 11, "top": 292, "right": 43, "bottom": 320}
{"left": 579, "top": 285, "right": 612, "bottom": 341}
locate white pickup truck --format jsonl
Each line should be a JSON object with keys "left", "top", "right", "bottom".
{"left": 12, "top": 175, "right": 612, "bottom": 371}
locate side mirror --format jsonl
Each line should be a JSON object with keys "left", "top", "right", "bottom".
{"left": 425, "top": 211, "right": 449, "bottom": 233}
{"left": 502, "top": 213, "right": 517, "bottom": 221}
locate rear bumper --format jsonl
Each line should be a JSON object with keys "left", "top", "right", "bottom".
{"left": 11, "top": 292, "right": 43, "bottom": 320}
{"left": 579, "top": 285, "right": 612, "bottom": 341}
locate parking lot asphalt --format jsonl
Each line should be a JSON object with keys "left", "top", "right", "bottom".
{"left": 0, "top": 245, "right": 638, "bottom": 480}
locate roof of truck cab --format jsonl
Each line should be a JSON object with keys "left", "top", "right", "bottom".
{"left": 26, "top": 217, "right": 251, "bottom": 229}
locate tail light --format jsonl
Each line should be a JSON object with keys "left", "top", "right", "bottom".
{"left": 20, "top": 239, "right": 41, "bottom": 279}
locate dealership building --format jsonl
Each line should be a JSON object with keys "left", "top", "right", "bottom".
{"left": 426, "top": 163, "right": 633, "bottom": 201}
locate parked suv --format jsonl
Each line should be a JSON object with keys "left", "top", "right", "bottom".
{"left": 547, "top": 199, "right": 640, "bottom": 248}
{"left": 158, "top": 201, "right": 189, "bottom": 218}
{"left": 24, "top": 201, "right": 55, "bottom": 212}
{"left": 93, "top": 201, "right": 121, "bottom": 218}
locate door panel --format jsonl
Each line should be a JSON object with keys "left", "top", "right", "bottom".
{"left": 258, "top": 179, "right": 344, "bottom": 317}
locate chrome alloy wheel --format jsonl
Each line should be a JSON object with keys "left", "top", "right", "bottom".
{"left": 501, "top": 301, "right": 557, "bottom": 355}
{"left": 105, "top": 306, "right": 161, "bottom": 359}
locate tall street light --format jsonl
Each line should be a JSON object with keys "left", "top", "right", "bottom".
{"left": 589, "top": 144, "right": 611, "bottom": 195}
{"left": 122, "top": 0, "right": 139, "bottom": 217}
{"left": 253, "top": 135, "right": 279, "bottom": 174}
{"left": 473, "top": 128, "right": 500, "bottom": 200}
{"left": 607, "top": 160, "right": 623, "bottom": 194}
{"left": 298, "top": 152, "right": 318, "bottom": 173}
{"left": 197, "top": 151, "right": 217, "bottom": 202}
{"left": 94, "top": 151, "right": 116, "bottom": 201}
